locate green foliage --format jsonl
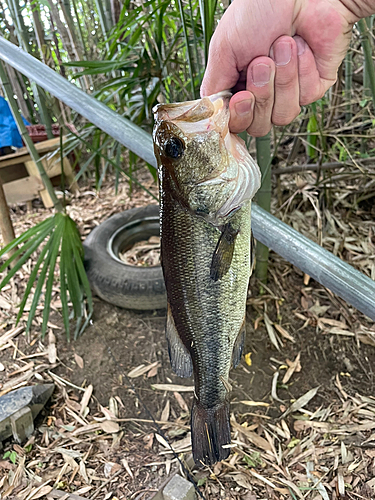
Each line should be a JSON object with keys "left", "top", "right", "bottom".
{"left": 243, "top": 451, "right": 263, "bottom": 468}
{"left": 306, "top": 113, "right": 318, "bottom": 160}
{"left": 3, "top": 451, "right": 18, "bottom": 464}
{"left": 0, "top": 213, "right": 93, "bottom": 340}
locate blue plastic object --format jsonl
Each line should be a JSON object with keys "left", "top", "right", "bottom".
{"left": 0, "top": 95, "right": 29, "bottom": 149}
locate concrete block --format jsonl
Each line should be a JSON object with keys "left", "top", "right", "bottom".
{"left": 163, "top": 475, "right": 196, "bottom": 500}
{"left": 10, "top": 406, "right": 34, "bottom": 443}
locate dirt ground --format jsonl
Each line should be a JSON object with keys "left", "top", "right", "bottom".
{"left": 1, "top": 169, "right": 375, "bottom": 499}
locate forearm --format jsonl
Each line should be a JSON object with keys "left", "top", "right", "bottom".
{"left": 339, "top": 0, "right": 375, "bottom": 20}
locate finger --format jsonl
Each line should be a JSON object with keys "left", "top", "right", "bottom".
{"left": 270, "top": 36, "right": 300, "bottom": 126}
{"left": 245, "top": 56, "right": 275, "bottom": 137}
{"left": 294, "top": 36, "right": 334, "bottom": 105}
{"left": 228, "top": 91, "right": 255, "bottom": 134}
{"left": 200, "top": 28, "right": 240, "bottom": 97}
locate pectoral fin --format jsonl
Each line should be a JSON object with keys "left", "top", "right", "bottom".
{"left": 210, "top": 223, "right": 239, "bottom": 281}
{"left": 232, "top": 316, "right": 246, "bottom": 368}
{"left": 166, "top": 305, "right": 193, "bottom": 378}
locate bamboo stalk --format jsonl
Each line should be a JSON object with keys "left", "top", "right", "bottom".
{"left": 358, "top": 17, "right": 375, "bottom": 109}
{"left": 0, "top": 61, "right": 63, "bottom": 212}
{"left": 361, "top": 16, "right": 373, "bottom": 153}
{"left": 9, "top": 0, "right": 54, "bottom": 138}
{"left": 0, "top": 177, "right": 18, "bottom": 266}
{"left": 30, "top": 0, "right": 47, "bottom": 63}
{"left": 5, "top": 64, "right": 31, "bottom": 122}
{"left": 345, "top": 47, "right": 352, "bottom": 122}
{"left": 177, "top": 0, "right": 196, "bottom": 98}
{"left": 255, "top": 133, "right": 271, "bottom": 285}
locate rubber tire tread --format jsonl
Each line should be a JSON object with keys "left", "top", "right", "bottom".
{"left": 83, "top": 204, "right": 166, "bottom": 310}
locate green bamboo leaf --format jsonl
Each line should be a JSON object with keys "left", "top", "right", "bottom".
{"left": 41, "top": 215, "right": 65, "bottom": 337}
{"left": 16, "top": 239, "right": 51, "bottom": 323}
{"left": 0, "top": 217, "right": 52, "bottom": 261}
{"left": 0, "top": 224, "right": 54, "bottom": 290}
{"left": 59, "top": 250, "right": 70, "bottom": 341}
{"left": 63, "top": 230, "right": 83, "bottom": 319}
{"left": 26, "top": 240, "right": 53, "bottom": 335}
{"left": 70, "top": 229, "right": 93, "bottom": 314}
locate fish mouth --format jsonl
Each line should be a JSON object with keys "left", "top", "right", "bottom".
{"left": 153, "top": 91, "right": 232, "bottom": 136}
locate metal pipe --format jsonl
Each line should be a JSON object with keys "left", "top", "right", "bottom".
{"left": 251, "top": 206, "right": 375, "bottom": 320}
{"left": 0, "top": 37, "right": 374, "bottom": 320}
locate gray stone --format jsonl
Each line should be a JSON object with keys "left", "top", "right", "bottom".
{"left": 163, "top": 475, "right": 196, "bottom": 500}
{"left": 0, "top": 384, "right": 54, "bottom": 443}
{"left": 11, "top": 406, "right": 34, "bottom": 443}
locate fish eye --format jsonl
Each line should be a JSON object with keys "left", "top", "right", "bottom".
{"left": 164, "top": 137, "right": 184, "bottom": 159}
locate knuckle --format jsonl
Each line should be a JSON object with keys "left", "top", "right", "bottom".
{"left": 272, "top": 106, "right": 300, "bottom": 126}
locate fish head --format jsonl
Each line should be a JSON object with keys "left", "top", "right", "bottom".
{"left": 153, "top": 92, "right": 261, "bottom": 225}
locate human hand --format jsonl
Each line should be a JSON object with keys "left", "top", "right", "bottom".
{"left": 201, "top": 0, "right": 374, "bottom": 136}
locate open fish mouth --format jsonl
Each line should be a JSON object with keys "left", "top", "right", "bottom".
{"left": 153, "top": 91, "right": 232, "bottom": 136}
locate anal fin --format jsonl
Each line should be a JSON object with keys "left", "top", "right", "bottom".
{"left": 232, "top": 316, "right": 246, "bottom": 368}
{"left": 166, "top": 305, "right": 193, "bottom": 378}
{"left": 210, "top": 222, "right": 239, "bottom": 281}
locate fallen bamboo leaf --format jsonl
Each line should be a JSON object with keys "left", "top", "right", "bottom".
{"left": 239, "top": 401, "right": 270, "bottom": 407}
{"left": 121, "top": 458, "right": 133, "bottom": 478}
{"left": 232, "top": 421, "right": 272, "bottom": 452}
{"left": 100, "top": 420, "right": 120, "bottom": 434}
{"left": 249, "top": 469, "right": 276, "bottom": 488}
{"left": 0, "top": 296, "right": 11, "bottom": 310}
{"left": 264, "top": 313, "right": 280, "bottom": 351}
{"left": 79, "top": 384, "right": 93, "bottom": 416}
{"left": 155, "top": 433, "right": 172, "bottom": 449}
{"left": 274, "top": 323, "right": 295, "bottom": 343}
{"left": 174, "top": 391, "right": 189, "bottom": 412}
{"left": 282, "top": 386, "right": 319, "bottom": 418}
{"left": 278, "top": 478, "right": 304, "bottom": 499}
{"left": 74, "top": 353, "right": 84, "bottom": 369}
{"left": 128, "top": 361, "right": 159, "bottom": 378}
{"left": 271, "top": 371, "right": 284, "bottom": 403}
{"left": 160, "top": 400, "right": 170, "bottom": 422}
{"left": 151, "top": 384, "right": 194, "bottom": 392}
{"left": 282, "top": 353, "right": 301, "bottom": 384}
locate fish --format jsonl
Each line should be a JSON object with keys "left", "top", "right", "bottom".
{"left": 152, "top": 91, "right": 261, "bottom": 466}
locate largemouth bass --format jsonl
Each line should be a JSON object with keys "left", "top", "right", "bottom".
{"left": 153, "top": 92, "right": 261, "bottom": 465}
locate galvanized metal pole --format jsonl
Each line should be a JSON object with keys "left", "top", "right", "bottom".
{"left": 0, "top": 37, "right": 374, "bottom": 320}
{"left": 251, "top": 206, "right": 375, "bottom": 321}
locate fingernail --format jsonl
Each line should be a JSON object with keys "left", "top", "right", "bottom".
{"left": 234, "top": 99, "right": 253, "bottom": 116}
{"left": 251, "top": 63, "right": 272, "bottom": 87}
{"left": 273, "top": 41, "right": 292, "bottom": 66}
{"left": 295, "top": 37, "right": 306, "bottom": 56}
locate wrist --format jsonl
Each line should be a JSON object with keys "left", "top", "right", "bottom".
{"left": 339, "top": 0, "right": 375, "bottom": 21}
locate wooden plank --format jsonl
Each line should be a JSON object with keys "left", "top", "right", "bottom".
{"left": 0, "top": 154, "right": 31, "bottom": 169}
{"left": 0, "top": 137, "right": 68, "bottom": 169}
{"left": 3, "top": 176, "right": 44, "bottom": 205}
{"left": 24, "top": 160, "right": 54, "bottom": 208}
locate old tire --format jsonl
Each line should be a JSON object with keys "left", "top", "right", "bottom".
{"left": 83, "top": 204, "right": 166, "bottom": 310}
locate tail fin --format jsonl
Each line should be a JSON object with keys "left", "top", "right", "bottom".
{"left": 191, "top": 399, "right": 231, "bottom": 466}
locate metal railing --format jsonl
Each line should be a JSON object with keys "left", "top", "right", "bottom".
{"left": 0, "top": 36, "right": 374, "bottom": 321}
